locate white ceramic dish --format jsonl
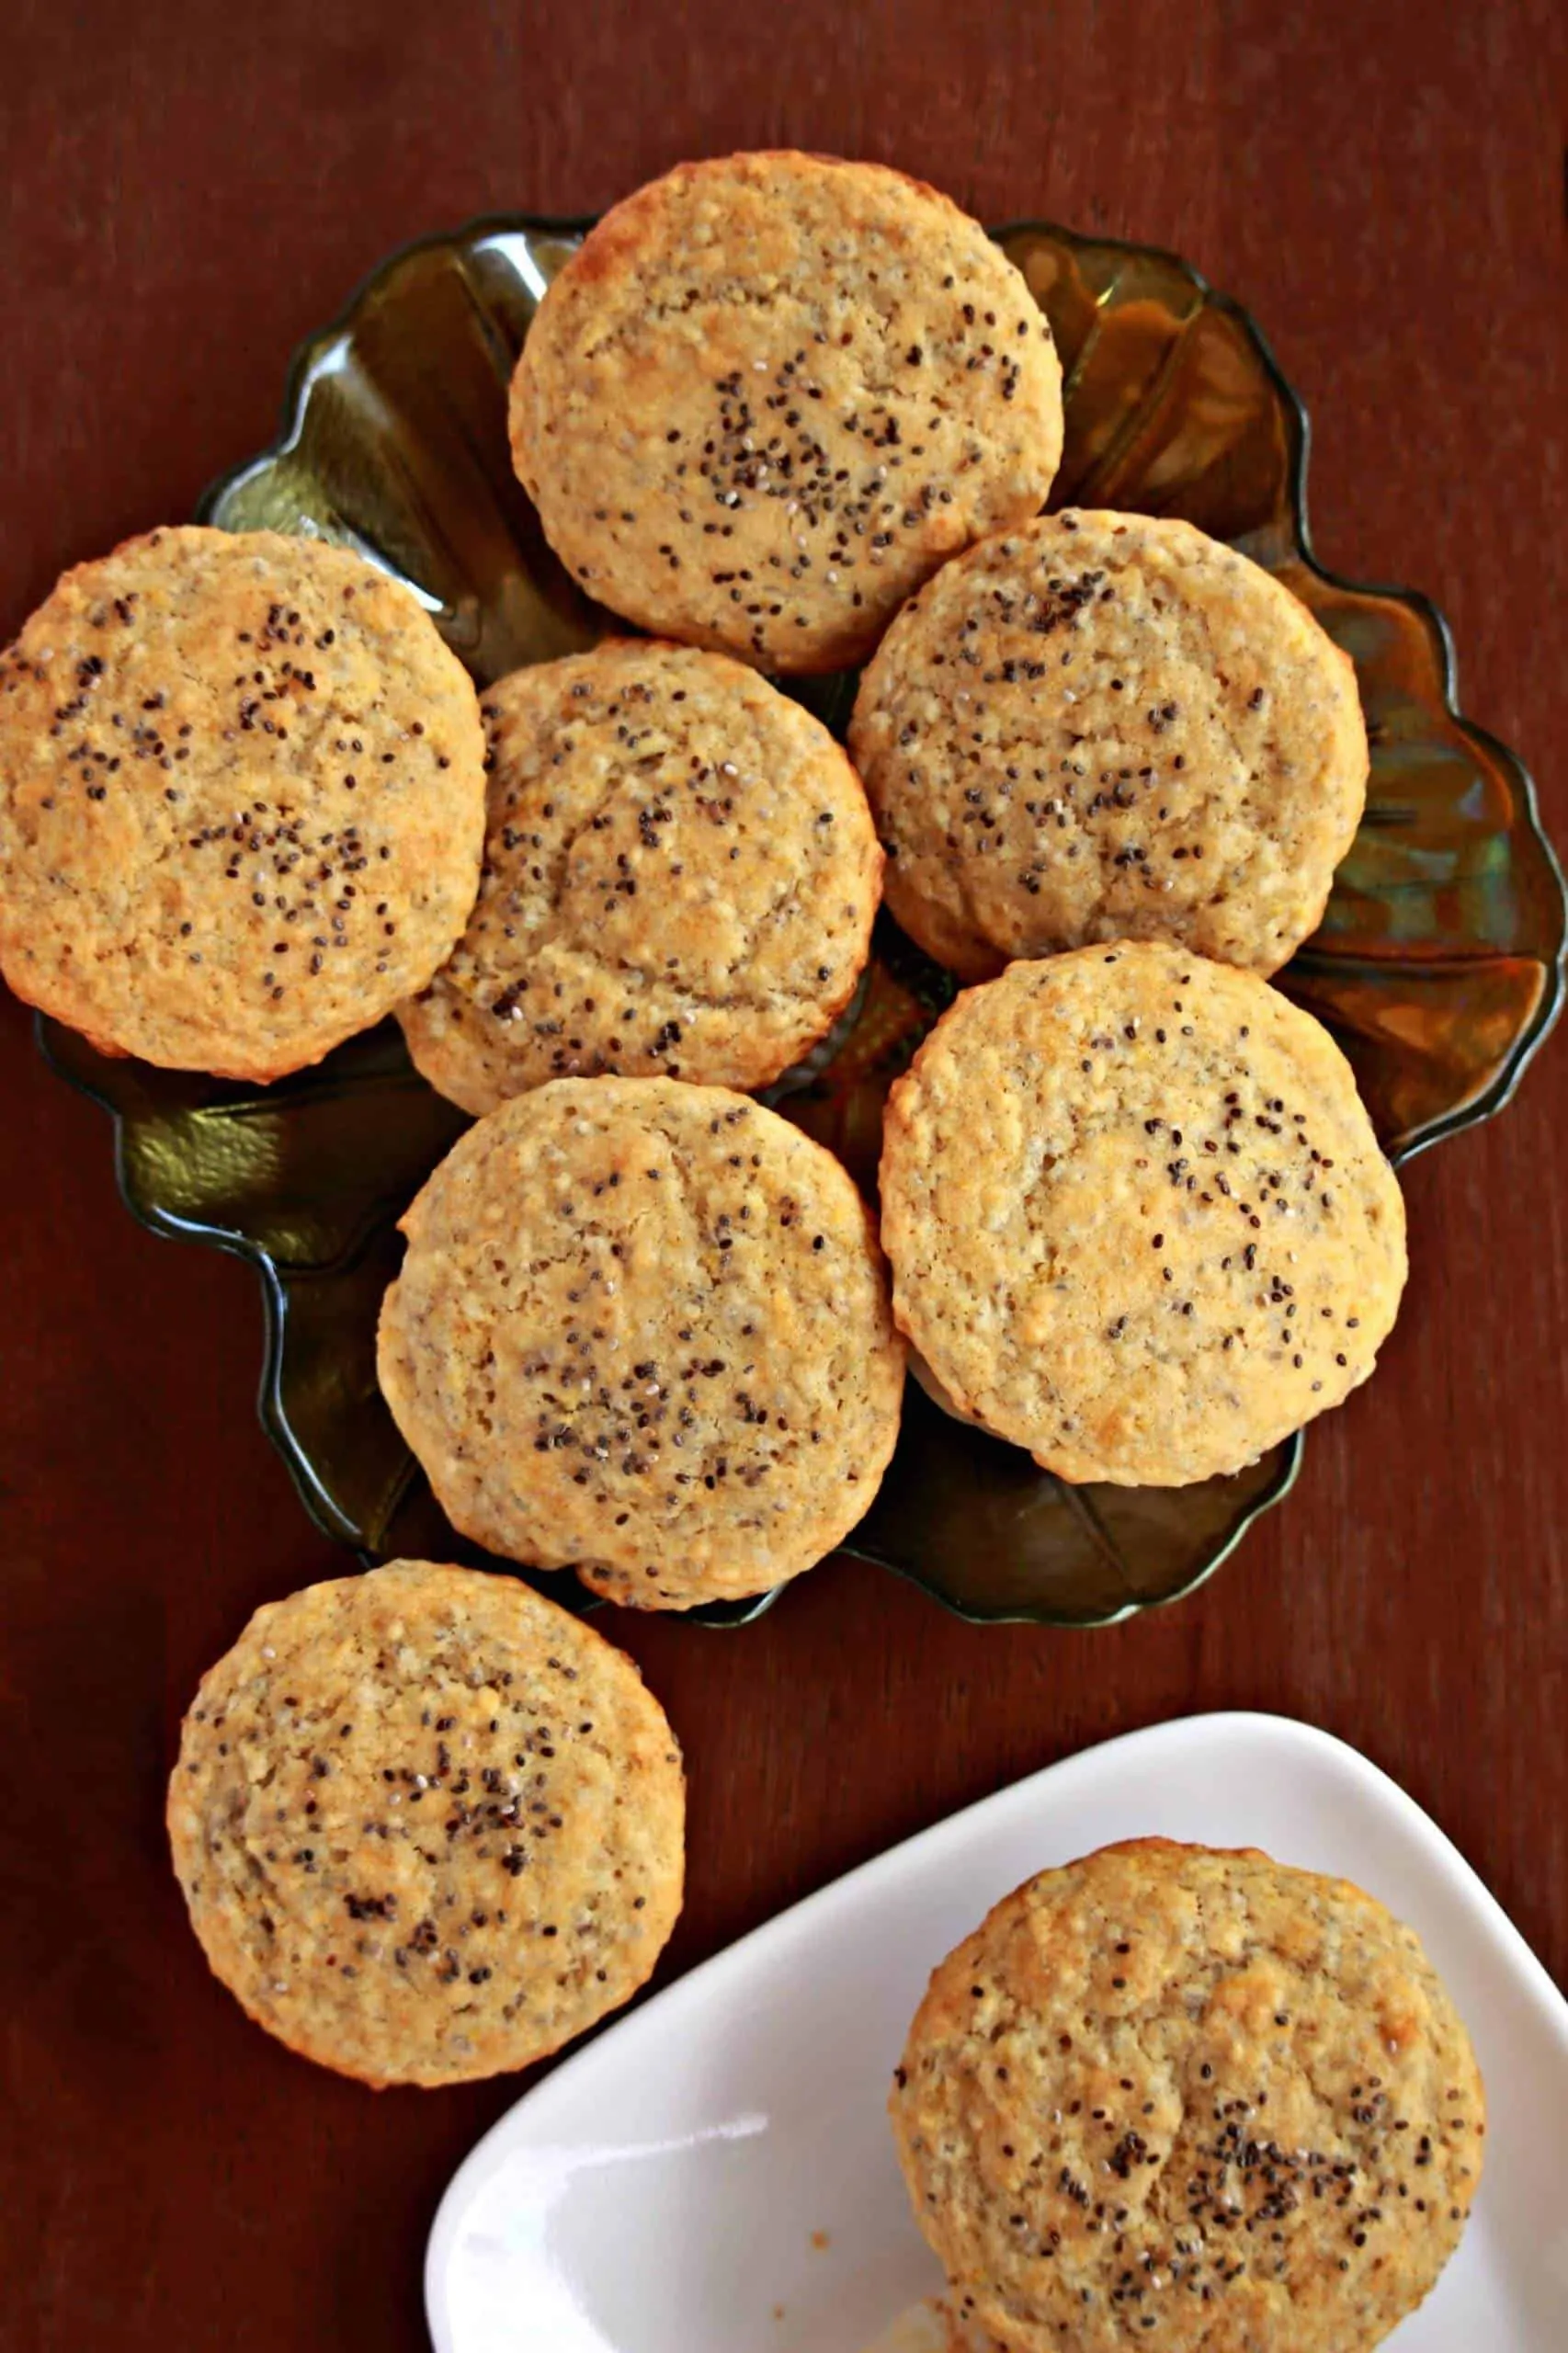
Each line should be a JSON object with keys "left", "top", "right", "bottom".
{"left": 426, "top": 1711, "right": 1568, "bottom": 2352}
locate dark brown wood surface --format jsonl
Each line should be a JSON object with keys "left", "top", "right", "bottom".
{"left": 4, "top": 4, "right": 1565, "bottom": 2346}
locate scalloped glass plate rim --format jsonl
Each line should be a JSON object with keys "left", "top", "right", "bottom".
{"left": 35, "top": 207, "right": 1564, "bottom": 1635}
{"left": 842, "top": 1424, "right": 1304, "bottom": 1628}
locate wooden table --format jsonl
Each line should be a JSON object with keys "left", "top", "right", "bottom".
{"left": 4, "top": 4, "right": 1564, "bottom": 2345}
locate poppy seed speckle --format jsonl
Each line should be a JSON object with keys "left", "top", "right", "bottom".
{"left": 510, "top": 153, "right": 1062, "bottom": 674}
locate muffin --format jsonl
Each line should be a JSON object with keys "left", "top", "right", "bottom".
{"left": 850, "top": 510, "right": 1367, "bottom": 980}
{"left": 509, "top": 151, "right": 1063, "bottom": 674}
{"left": 878, "top": 943, "right": 1406, "bottom": 1483}
{"left": 398, "top": 640, "right": 881, "bottom": 1114}
{"left": 0, "top": 526, "right": 485, "bottom": 1079}
{"left": 166, "top": 1561, "right": 684, "bottom": 2087}
{"left": 892, "top": 1838, "right": 1484, "bottom": 2353}
{"left": 377, "top": 1076, "right": 906, "bottom": 1608}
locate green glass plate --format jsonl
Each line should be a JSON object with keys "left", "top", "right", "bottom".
{"left": 38, "top": 215, "right": 1564, "bottom": 1629}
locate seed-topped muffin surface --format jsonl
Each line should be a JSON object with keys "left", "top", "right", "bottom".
{"left": 509, "top": 152, "right": 1063, "bottom": 675}
{"left": 398, "top": 640, "right": 881, "bottom": 1113}
{"left": 166, "top": 1561, "right": 685, "bottom": 2086}
{"left": 850, "top": 511, "right": 1367, "bottom": 980}
{"left": 377, "top": 1076, "right": 906, "bottom": 1608}
{"left": 892, "top": 1839, "right": 1484, "bottom": 2353}
{"left": 879, "top": 944, "right": 1405, "bottom": 1484}
{"left": 0, "top": 527, "right": 485, "bottom": 1078}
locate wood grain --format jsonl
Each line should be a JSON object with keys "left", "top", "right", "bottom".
{"left": 2, "top": 3, "right": 1564, "bottom": 2346}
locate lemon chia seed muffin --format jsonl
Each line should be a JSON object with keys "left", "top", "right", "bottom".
{"left": 850, "top": 510, "right": 1367, "bottom": 980}
{"left": 377, "top": 1076, "right": 906, "bottom": 1608}
{"left": 167, "top": 1561, "right": 684, "bottom": 2087}
{"left": 398, "top": 640, "right": 881, "bottom": 1114}
{"left": 892, "top": 1838, "right": 1484, "bottom": 2353}
{"left": 509, "top": 151, "right": 1062, "bottom": 675}
{"left": 0, "top": 527, "right": 485, "bottom": 1079}
{"left": 879, "top": 943, "right": 1405, "bottom": 1484}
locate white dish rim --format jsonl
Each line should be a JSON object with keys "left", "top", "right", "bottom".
{"left": 426, "top": 1706, "right": 1568, "bottom": 2349}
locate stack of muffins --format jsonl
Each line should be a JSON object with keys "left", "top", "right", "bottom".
{"left": 0, "top": 154, "right": 1417, "bottom": 2122}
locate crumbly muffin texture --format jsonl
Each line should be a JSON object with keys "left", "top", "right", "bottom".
{"left": 377, "top": 1077, "right": 906, "bottom": 1608}
{"left": 892, "top": 1839, "right": 1484, "bottom": 2353}
{"left": 398, "top": 640, "right": 881, "bottom": 1113}
{"left": 879, "top": 944, "right": 1405, "bottom": 1485}
{"left": 938, "top": 2301, "right": 1013, "bottom": 2351}
{"left": 509, "top": 151, "right": 1063, "bottom": 675}
{"left": 166, "top": 1561, "right": 685, "bottom": 2087}
{"left": 0, "top": 527, "right": 485, "bottom": 1079}
{"left": 851, "top": 511, "right": 1367, "bottom": 980}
